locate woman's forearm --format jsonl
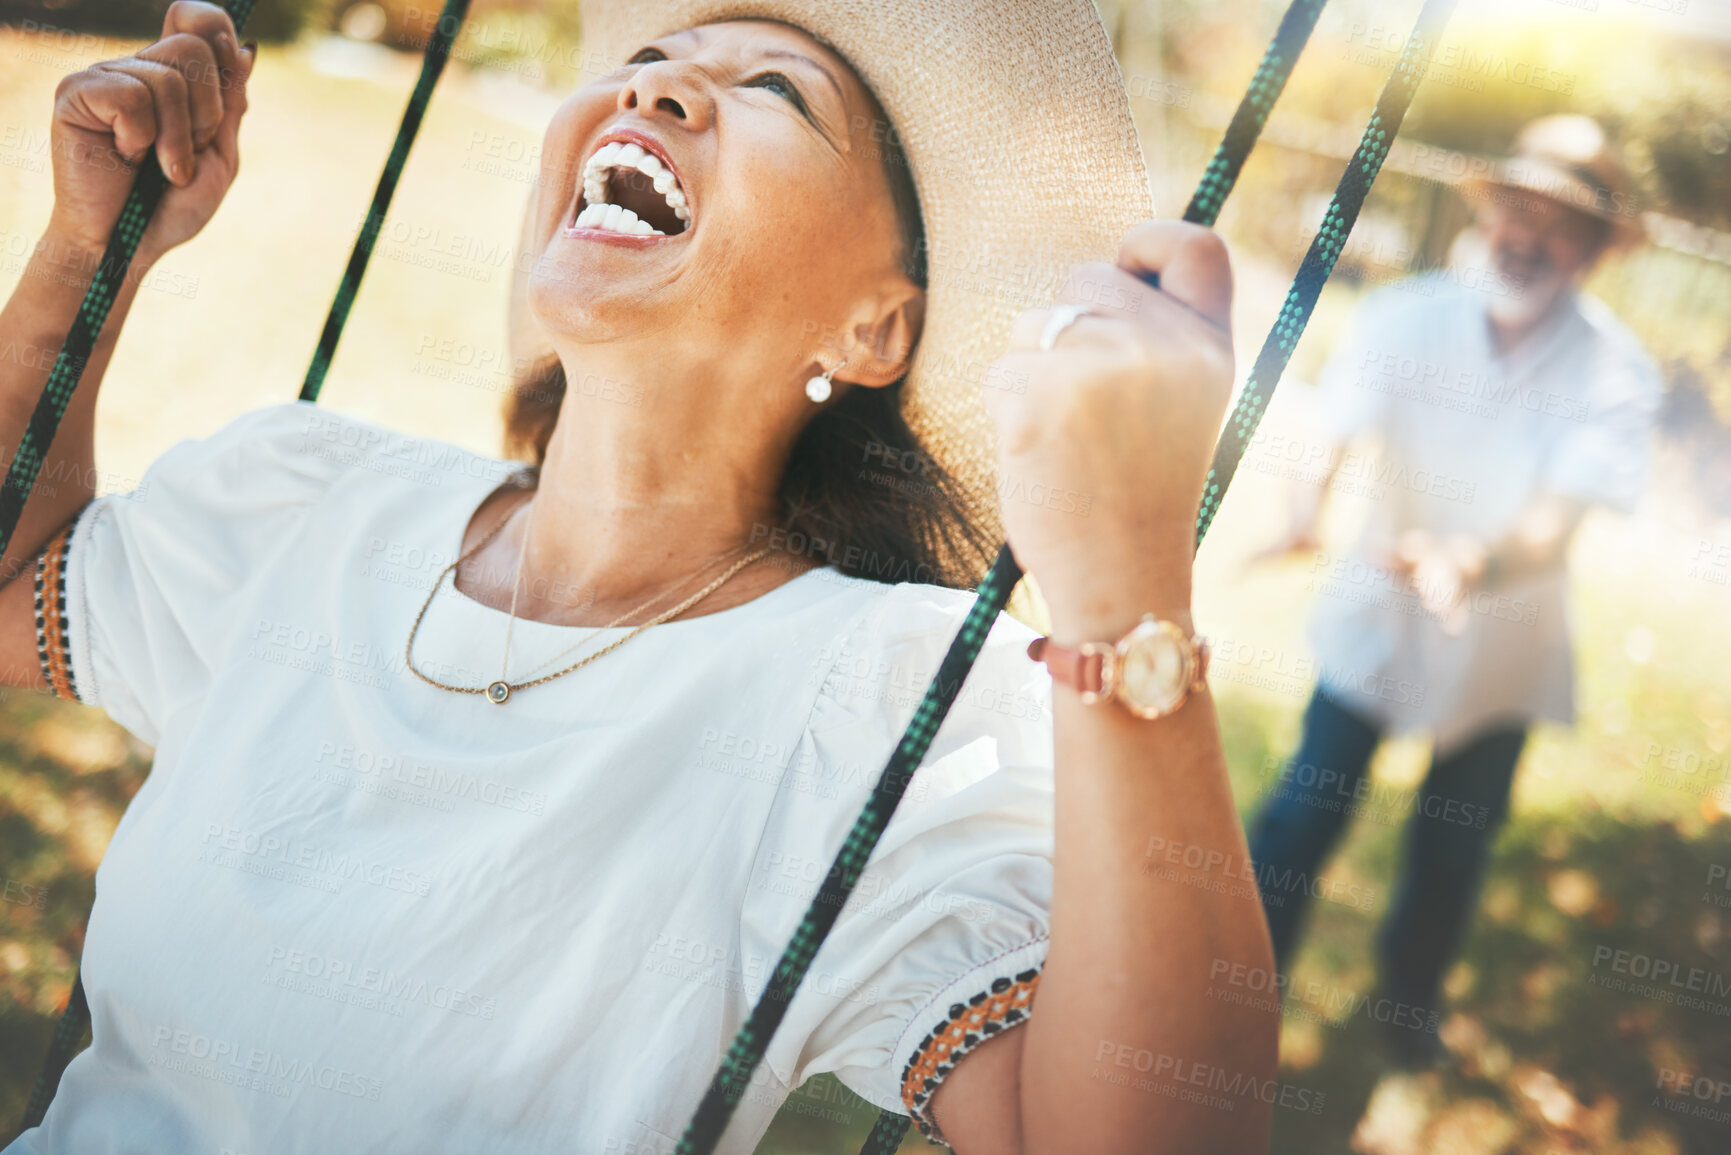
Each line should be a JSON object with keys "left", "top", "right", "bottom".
{"left": 1019, "top": 569, "right": 1277, "bottom": 1155}
{"left": 0, "top": 228, "right": 147, "bottom": 585}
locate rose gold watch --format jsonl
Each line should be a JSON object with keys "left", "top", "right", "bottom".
{"left": 1027, "top": 614, "right": 1210, "bottom": 720}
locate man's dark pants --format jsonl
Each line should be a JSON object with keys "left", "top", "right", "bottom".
{"left": 1245, "top": 686, "right": 1528, "bottom": 1011}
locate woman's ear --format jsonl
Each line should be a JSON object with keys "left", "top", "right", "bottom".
{"left": 838, "top": 284, "right": 926, "bottom": 389}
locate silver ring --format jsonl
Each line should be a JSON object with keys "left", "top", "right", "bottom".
{"left": 1039, "top": 304, "right": 1091, "bottom": 351}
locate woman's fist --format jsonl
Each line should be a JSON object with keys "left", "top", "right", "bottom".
{"left": 46, "top": 0, "right": 255, "bottom": 265}
{"left": 982, "top": 220, "right": 1235, "bottom": 635}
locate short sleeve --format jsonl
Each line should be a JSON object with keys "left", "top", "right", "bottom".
{"left": 41, "top": 401, "right": 347, "bottom": 746}
{"left": 749, "top": 583, "right": 1055, "bottom": 1145}
{"left": 1538, "top": 313, "right": 1662, "bottom": 514}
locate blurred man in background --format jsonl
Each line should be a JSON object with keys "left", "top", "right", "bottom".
{"left": 1246, "top": 115, "right": 1662, "bottom": 1065}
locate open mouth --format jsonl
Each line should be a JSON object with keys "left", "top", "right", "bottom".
{"left": 569, "top": 135, "right": 693, "bottom": 238}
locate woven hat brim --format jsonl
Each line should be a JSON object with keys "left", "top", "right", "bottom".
{"left": 522, "top": 1, "right": 1156, "bottom": 581}
{"left": 1460, "top": 157, "right": 1644, "bottom": 242}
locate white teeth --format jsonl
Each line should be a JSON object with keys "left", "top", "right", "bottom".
{"left": 572, "top": 200, "right": 664, "bottom": 235}
{"left": 574, "top": 140, "right": 693, "bottom": 234}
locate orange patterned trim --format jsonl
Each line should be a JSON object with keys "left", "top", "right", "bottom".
{"left": 33, "top": 521, "right": 78, "bottom": 700}
{"left": 899, "top": 966, "right": 1041, "bottom": 1143}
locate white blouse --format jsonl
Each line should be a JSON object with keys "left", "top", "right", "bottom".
{"left": 8, "top": 402, "right": 1057, "bottom": 1154}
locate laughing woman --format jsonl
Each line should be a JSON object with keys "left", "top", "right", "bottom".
{"left": 0, "top": 1, "right": 1275, "bottom": 1152}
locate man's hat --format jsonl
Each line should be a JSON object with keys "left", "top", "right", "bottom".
{"left": 1461, "top": 114, "right": 1645, "bottom": 246}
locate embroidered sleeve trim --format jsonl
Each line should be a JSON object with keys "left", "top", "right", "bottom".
{"left": 899, "top": 965, "right": 1041, "bottom": 1145}
{"left": 33, "top": 519, "right": 79, "bottom": 701}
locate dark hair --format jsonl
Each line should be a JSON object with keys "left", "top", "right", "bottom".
{"left": 502, "top": 90, "right": 995, "bottom": 590}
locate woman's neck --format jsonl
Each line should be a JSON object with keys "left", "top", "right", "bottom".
{"left": 458, "top": 344, "right": 818, "bottom": 627}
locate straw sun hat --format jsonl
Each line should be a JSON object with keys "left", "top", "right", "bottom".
{"left": 1459, "top": 114, "right": 1645, "bottom": 248}
{"left": 508, "top": 0, "right": 1155, "bottom": 570}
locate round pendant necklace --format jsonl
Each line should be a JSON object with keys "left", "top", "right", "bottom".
{"left": 405, "top": 492, "right": 772, "bottom": 703}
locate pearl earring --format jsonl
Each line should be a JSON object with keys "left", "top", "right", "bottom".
{"left": 805, "top": 364, "right": 836, "bottom": 404}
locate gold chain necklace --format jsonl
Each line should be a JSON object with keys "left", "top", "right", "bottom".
{"left": 404, "top": 493, "right": 772, "bottom": 704}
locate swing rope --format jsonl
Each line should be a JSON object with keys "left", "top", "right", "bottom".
{"left": 838, "top": 6, "right": 1339, "bottom": 1144}
{"left": 13, "top": 0, "right": 1458, "bottom": 1144}
{"left": 301, "top": 0, "right": 472, "bottom": 402}
{"left": 680, "top": 0, "right": 1458, "bottom": 1149}
{"left": 0, "top": 0, "right": 265, "bottom": 564}
{"left": 675, "top": 0, "right": 1460, "bottom": 1149}
{"left": 14, "top": 0, "right": 468, "bottom": 1130}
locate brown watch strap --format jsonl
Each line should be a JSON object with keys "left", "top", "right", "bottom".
{"left": 1026, "top": 636, "right": 1106, "bottom": 696}
{"left": 1027, "top": 623, "right": 1211, "bottom": 715}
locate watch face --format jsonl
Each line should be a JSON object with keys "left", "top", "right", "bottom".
{"left": 1114, "top": 620, "right": 1190, "bottom": 717}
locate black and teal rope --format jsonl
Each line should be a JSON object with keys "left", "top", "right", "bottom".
{"left": 19, "top": 973, "right": 87, "bottom": 1130}
{"left": 0, "top": 0, "right": 256, "bottom": 565}
{"left": 12, "top": 0, "right": 260, "bottom": 1126}
{"left": 14, "top": 0, "right": 469, "bottom": 1131}
{"left": 1184, "top": 0, "right": 1328, "bottom": 228}
{"left": 1194, "top": 0, "right": 1460, "bottom": 542}
{"left": 857, "top": 1106, "right": 911, "bottom": 1154}
{"left": 674, "top": 0, "right": 1410, "bottom": 1151}
{"left": 300, "top": 0, "right": 471, "bottom": 402}
{"left": 13, "top": 0, "right": 1461, "bottom": 1146}
{"left": 673, "top": 557, "right": 1021, "bottom": 1150}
